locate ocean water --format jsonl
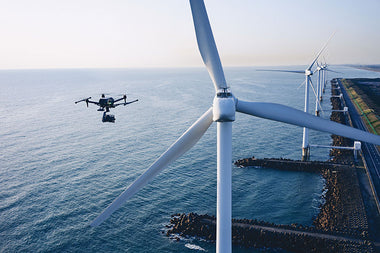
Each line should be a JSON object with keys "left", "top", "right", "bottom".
{"left": 1, "top": 66, "right": 379, "bottom": 252}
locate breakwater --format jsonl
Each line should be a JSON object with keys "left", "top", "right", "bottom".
{"left": 234, "top": 157, "right": 350, "bottom": 172}
{"left": 166, "top": 213, "right": 373, "bottom": 252}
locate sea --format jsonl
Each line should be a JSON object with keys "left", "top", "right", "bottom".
{"left": 1, "top": 66, "right": 379, "bottom": 252}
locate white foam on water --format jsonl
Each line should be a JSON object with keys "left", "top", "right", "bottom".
{"left": 185, "top": 243, "right": 207, "bottom": 252}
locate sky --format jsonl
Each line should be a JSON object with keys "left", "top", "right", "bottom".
{"left": 0, "top": 0, "right": 379, "bottom": 69}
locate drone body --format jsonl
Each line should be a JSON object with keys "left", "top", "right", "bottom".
{"left": 75, "top": 94, "right": 138, "bottom": 123}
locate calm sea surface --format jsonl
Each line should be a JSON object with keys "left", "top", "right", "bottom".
{"left": 1, "top": 66, "right": 379, "bottom": 252}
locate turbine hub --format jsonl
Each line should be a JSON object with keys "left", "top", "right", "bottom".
{"left": 305, "top": 69, "right": 313, "bottom": 76}
{"left": 213, "top": 88, "right": 235, "bottom": 122}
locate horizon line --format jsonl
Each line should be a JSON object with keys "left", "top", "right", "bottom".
{"left": 1, "top": 63, "right": 378, "bottom": 71}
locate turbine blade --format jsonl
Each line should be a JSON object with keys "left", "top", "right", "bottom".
{"left": 309, "top": 79, "right": 318, "bottom": 99}
{"left": 309, "top": 78, "right": 324, "bottom": 115}
{"left": 90, "top": 107, "right": 214, "bottom": 227}
{"left": 297, "top": 79, "right": 306, "bottom": 90}
{"left": 256, "top": 69, "right": 305, "bottom": 74}
{"left": 309, "top": 79, "right": 323, "bottom": 115}
{"left": 190, "top": 0, "right": 227, "bottom": 91}
{"left": 326, "top": 69, "right": 341, "bottom": 74}
{"left": 236, "top": 100, "right": 380, "bottom": 145}
{"left": 308, "top": 32, "right": 335, "bottom": 70}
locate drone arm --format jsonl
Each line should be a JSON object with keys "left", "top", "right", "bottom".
{"left": 124, "top": 99, "right": 138, "bottom": 105}
{"left": 75, "top": 97, "right": 92, "bottom": 104}
{"left": 114, "top": 99, "right": 139, "bottom": 107}
{"left": 86, "top": 100, "right": 99, "bottom": 105}
{"left": 114, "top": 95, "right": 127, "bottom": 103}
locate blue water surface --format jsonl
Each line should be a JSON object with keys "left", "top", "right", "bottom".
{"left": 1, "top": 66, "right": 379, "bottom": 252}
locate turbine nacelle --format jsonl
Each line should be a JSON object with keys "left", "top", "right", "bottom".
{"left": 305, "top": 69, "right": 313, "bottom": 76}
{"left": 213, "top": 88, "right": 235, "bottom": 122}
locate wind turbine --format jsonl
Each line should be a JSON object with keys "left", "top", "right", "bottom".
{"left": 90, "top": 1, "right": 380, "bottom": 252}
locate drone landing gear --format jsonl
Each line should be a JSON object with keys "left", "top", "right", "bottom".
{"left": 102, "top": 112, "right": 115, "bottom": 123}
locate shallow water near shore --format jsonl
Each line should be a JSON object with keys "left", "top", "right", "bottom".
{"left": 1, "top": 66, "right": 379, "bottom": 252}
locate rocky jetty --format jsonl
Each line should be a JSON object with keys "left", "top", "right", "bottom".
{"left": 312, "top": 80, "right": 369, "bottom": 239}
{"left": 313, "top": 168, "right": 368, "bottom": 238}
{"left": 234, "top": 157, "right": 350, "bottom": 173}
{"left": 166, "top": 213, "right": 374, "bottom": 252}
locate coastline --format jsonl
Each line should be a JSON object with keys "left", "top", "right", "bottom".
{"left": 348, "top": 64, "right": 380, "bottom": 73}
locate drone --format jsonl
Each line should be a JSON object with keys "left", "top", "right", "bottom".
{"left": 75, "top": 94, "right": 138, "bottom": 123}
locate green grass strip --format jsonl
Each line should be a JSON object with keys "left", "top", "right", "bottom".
{"left": 344, "top": 82, "right": 378, "bottom": 135}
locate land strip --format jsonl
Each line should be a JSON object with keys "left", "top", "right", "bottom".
{"left": 349, "top": 64, "right": 380, "bottom": 73}
{"left": 340, "top": 78, "right": 380, "bottom": 135}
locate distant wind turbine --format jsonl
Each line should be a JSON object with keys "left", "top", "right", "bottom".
{"left": 90, "top": 1, "right": 380, "bottom": 253}
{"left": 314, "top": 61, "right": 341, "bottom": 116}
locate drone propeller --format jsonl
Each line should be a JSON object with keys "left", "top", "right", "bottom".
{"left": 75, "top": 97, "right": 91, "bottom": 107}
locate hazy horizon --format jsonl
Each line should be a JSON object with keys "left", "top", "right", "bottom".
{"left": 1, "top": 0, "right": 379, "bottom": 69}
{"left": 0, "top": 64, "right": 377, "bottom": 72}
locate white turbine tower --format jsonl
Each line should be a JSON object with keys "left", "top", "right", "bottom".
{"left": 321, "top": 63, "right": 326, "bottom": 99}
{"left": 314, "top": 63, "right": 323, "bottom": 116}
{"left": 90, "top": 1, "right": 380, "bottom": 252}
